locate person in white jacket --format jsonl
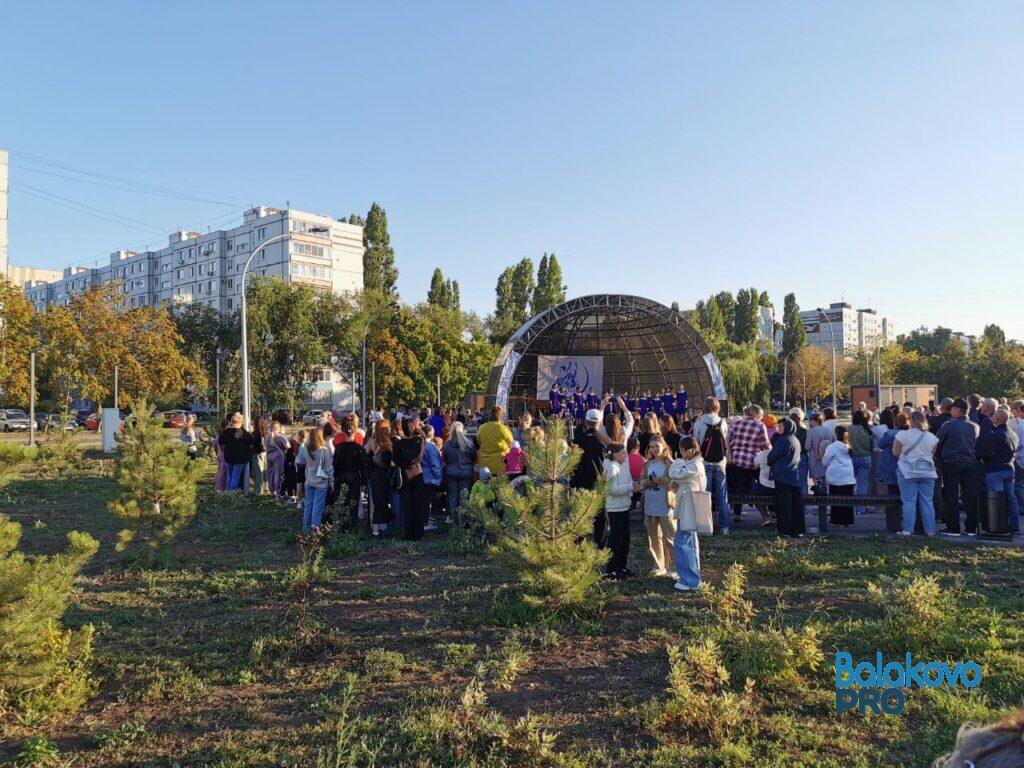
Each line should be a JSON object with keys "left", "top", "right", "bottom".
{"left": 602, "top": 443, "right": 637, "bottom": 580}
{"left": 669, "top": 436, "right": 707, "bottom": 591}
{"left": 823, "top": 425, "right": 856, "bottom": 526}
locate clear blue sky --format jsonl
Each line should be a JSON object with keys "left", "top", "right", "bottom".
{"left": 4, "top": 1, "right": 1024, "bottom": 338}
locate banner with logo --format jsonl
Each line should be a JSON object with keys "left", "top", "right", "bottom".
{"left": 536, "top": 355, "right": 604, "bottom": 399}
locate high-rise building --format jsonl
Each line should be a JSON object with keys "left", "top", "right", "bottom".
{"left": 781, "top": 302, "right": 894, "bottom": 357}
{"left": 24, "top": 205, "right": 365, "bottom": 410}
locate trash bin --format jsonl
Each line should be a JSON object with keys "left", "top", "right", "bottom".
{"left": 983, "top": 490, "right": 1009, "bottom": 534}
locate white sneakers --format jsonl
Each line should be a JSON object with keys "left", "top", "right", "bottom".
{"left": 674, "top": 581, "right": 697, "bottom": 592}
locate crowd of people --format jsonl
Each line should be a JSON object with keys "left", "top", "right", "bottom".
{"left": 202, "top": 388, "right": 1023, "bottom": 594}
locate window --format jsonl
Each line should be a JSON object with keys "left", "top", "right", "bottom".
{"left": 227, "top": 299, "right": 233, "bottom": 310}
{"left": 198, "top": 263, "right": 204, "bottom": 275}
{"left": 161, "top": 280, "right": 169, "bottom": 289}
{"left": 257, "top": 227, "right": 266, "bottom": 240}
{"left": 208, "top": 281, "right": 214, "bottom": 293}
{"left": 189, "top": 266, "right": 195, "bottom": 277}
{"left": 315, "top": 369, "right": 332, "bottom": 382}
{"left": 227, "top": 239, "right": 233, "bottom": 251}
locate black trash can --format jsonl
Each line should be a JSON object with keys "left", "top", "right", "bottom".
{"left": 983, "top": 490, "right": 1009, "bottom": 534}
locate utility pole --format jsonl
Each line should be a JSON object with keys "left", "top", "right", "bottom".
{"left": 114, "top": 364, "right": 119, "bottom": 409}
{"left": 29, "top": 352, "right": 36, "bottom": 447}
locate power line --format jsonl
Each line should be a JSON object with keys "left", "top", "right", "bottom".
{"left": 10, "top": 181, "right": 167, "bottom": 233}
{"left": 3, "top": 159, "right": 237, "bottom": 207}
{"left": 9, "top": 149, "right": 248, "bottom": 205}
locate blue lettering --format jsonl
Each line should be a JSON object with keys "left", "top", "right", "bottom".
{"left": 924, "top": 662, "right": 944, "bottom": 688}
{"left": 835, "top": 652, "right": 854, "bottom": 688}
{"left": 880, "top": 688, "right": 905, "bottom": 715}
{"left": 836, "top": 690, "right": 857, "bottom": 713}
{"left": 882, "top": 661, "right": 904, "bottom": 688}
{"left": 960, "top": 662, "right": 983, "bottom": 688}
{"left": 855, "top": 661, "right": 876, "bottom": 687}
{"left": 859, "top": 688, "right": 881, "bottom": 714}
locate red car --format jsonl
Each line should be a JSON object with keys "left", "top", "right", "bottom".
{"left": 162, "top": 410, "right": 189, "bottom": 429}
{"left": 84, "top": 413, "right": 100, "bottom": 431}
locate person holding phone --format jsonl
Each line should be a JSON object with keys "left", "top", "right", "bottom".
{"left": 642, "top": 437, "right": 675, "bottom": 577}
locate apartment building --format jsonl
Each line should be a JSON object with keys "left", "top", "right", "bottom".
{"left": 777, "top": 302, "right": 894, "bottom": 357}
{"left": 24, "top": 205, "right": 364, "bottom": 410}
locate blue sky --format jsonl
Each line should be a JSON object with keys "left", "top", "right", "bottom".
{"left": 3, "top": 1, "right": 1024, "bottom": 338}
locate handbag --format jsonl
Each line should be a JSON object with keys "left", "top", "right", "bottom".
{"left": 389, "top": 464, "right": 404, "bottom": 491}
{"left": 691, "top": 488, "right": 714, "bottom": 535}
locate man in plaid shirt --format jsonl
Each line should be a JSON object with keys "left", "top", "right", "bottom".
{"left": 728, "top": 405, "right": 771, "bottom": 522}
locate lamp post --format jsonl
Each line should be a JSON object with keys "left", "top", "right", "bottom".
{"left": 816, "top": 307, "right": 838, "bottom": 410}
{"left": 240, "top": 226, "right": 327, "bottom": 429}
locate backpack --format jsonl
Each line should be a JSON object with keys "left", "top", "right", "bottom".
{"left": 701, "top": 421, "right": 726, "bottom": 463}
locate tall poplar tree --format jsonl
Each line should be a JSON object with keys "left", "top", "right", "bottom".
{"left": 780, "top": 293, "right": 806, "bottom": 359}
{"left": 362, "top": 202, "right": 398, "bottom": 298}
{"left": 532, "top": 252, "right": 566, "bottom": 313}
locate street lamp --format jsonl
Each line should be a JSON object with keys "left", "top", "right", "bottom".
{"left": 240, "top": 226, "right": 327, "bottom": 429}
{"left": 816, "top": 307, "right": 838, "bottom": 410}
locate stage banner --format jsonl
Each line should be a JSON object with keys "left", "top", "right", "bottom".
{"left": 536, "top": 355, "right": 604, "bottom": 399}
{"left": 703, "top": 352, "right": 727, "bottom": 400}
{"left": 495, "top": 351, "right": 522, "bottom": 413}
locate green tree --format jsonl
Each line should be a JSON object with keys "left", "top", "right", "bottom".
{"left": 981, "top": 324, "right": 1006, "bottom": 348}
{"left": 0, "top": 278, "right": 36, "bottom": 405}
{"left": 780, "top": 293, "right": 806, "bottom": 360}
{"left": 467, "top": 419, "right": 608, "bottom": 616}
{"left": 532, "top": 252, "right": 566, "bottom": 314}
{"left": 362, "top": 202, "right": 398, "bottom": 298}
{"left": 109, "top": 398, "right": 199, "bottom": 566}
{"left": 427, "top": 268, "right": 449, "bottom": 308}
{"left": 671, "top": 301, "right": 681, "bottom": 314}
{"left": 244, "top": 277, "right": 340, "bottom": 415}
{"left": 0, "top": 515, "right": 98, "bottom": 717}
{"left": 733, "top": 288, "right": 759, "bottom": 345}
{"left": 171, "top": 302, "right": 239, "bottom": 409}
{"left": 705, "top": 300, "right": 726, "bottom": 342}
{"left": 510, "top": 258, "right": 536, "bottom": 319}
{"left": 490, "top": 258, "right": 535, "bottom": 345}
{"left": 713, "top": 292, "right": 736, "bottom": 340}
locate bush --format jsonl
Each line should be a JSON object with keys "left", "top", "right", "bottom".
{"left": 108, "top": 397, "right": 199, "bottom": 565}
{"left": 702, "top": 564, "right": 754, "bottom": 632}
{"left": 36, "top": 425, "right": 84, "bottom": 481}
{"left": 0, "top": 515, "right": 99, "bottom": 719}
{"left": 466, "top": 419, "right": 608, "bottom": 618}
{"left": 658, "top": 640, "right": 756, "bottom": 746}
{"left": 863, "top": 574, "right": 1003, "bottom": 660}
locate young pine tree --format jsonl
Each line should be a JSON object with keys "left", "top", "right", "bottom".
{"left": 0, "top": 515, "right": 99, "bottom": 717}
{"left": 109, "top": 398, "right": 199, "bottom": 565}
{"left": 467, "top": 419, "right": 608, "bottom": 616}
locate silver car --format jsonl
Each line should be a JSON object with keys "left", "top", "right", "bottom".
{"left": 0, "top": 409, "right": 33, "bottom": 432}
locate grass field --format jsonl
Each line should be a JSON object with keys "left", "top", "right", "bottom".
{"left": 2, "top": 456, "right": 1023, "bottom": 767}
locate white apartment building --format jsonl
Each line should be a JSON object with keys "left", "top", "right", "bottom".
{"left": 24, "top": 205, "right": 364, "bottom": 410}
{"left": 780, "top": 302, "right": 894, "bottom": 357}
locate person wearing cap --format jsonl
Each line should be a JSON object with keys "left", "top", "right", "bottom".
{"left": 476, "top": 405, "right": 514, "bottom": 477}
{"left": 573, "top": 406, "right": 611, "bottom": 546}
{"left": 470, "top": 466, "right": 497, "bottom": 510}
{"left": 936, "top": 398, "right": 981, "bottom": 535}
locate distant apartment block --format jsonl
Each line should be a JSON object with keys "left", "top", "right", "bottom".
{"left": 23, "top": 205, "right": 364, "bottom": 410}
{"left": 8, "top": 264, "right": 61, "bottom": 287}
{"left": 776, "top": 302, "right": 894, "bottom": 357}
{"left": 25, "top": 206, "right": 362, "bottom": 313}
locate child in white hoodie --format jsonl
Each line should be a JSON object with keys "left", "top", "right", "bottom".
{"left": 602, "top": 442, "right": 637, "bottom": 580}
{"left": 668, "top": 435, "right": 707, "bottom": 591}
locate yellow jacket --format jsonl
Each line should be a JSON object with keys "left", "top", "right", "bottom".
{"left": 476, "top": 420, "right": 514, "bottom": 475}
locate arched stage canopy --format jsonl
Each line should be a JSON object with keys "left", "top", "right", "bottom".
{"left": 485, "top": 294, "right": 726, "bottom": 416}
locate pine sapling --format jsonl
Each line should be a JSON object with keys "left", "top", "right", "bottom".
{"left": 108, "top": 398, "right": 199, "bottom": 565}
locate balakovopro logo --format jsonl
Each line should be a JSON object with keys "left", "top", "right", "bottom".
{"left": 835, "top": 651, "right": 982, "bottom": 714}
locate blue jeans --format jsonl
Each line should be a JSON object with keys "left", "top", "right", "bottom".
{"left": 1014, "top": 465, "right": 1024, "bottom": 533}
{"left": 673, "top": 530, "right": 701, "bottom": 588}
{"left": 705, "top": 464, "right": 730, "bottom": 532}
{"left": 226, "top": 463, "right": 249, "bottom": 494}
{"left": 852, "top": 455, "right": 872, "bottom": 514}
{"left": 391, "top": 489, "right": 403, "bottom": 528}
{"left": 986, "top": 470, "right": 1020, "bottom": 532}
{"left": 303, "top": 486, "right": 328, "bottom": 531}
{"left": 897, "top": 473, "right": 936, "bottom": 535}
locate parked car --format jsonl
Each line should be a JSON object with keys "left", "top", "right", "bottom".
{"left": 74, "top": 409, "right": 92, "bottom": 426}
{"left": 38, "top": 413, "right": 79, "bottom": 431}
{"left": 0, "top": 409, "right": 32, "bottom": 432}
{"left": 84, "top": 413, "right": 101, "bottom": 431}
{"left": 300, "top": 410, "right": 322, "bottom": 426}
{"left": 162, "top": 410, "right": 190, "bottom": 429}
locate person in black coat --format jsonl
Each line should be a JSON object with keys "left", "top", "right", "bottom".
{"left": 333, "top": 417, "right": 366, "bottom": 531}
{"left": 218, "top": 413, "right": 253, "bottom": 493}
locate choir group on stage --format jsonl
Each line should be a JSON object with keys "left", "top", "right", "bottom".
{"left": 547, "top": 384, "right": 688, "bottom": 420}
